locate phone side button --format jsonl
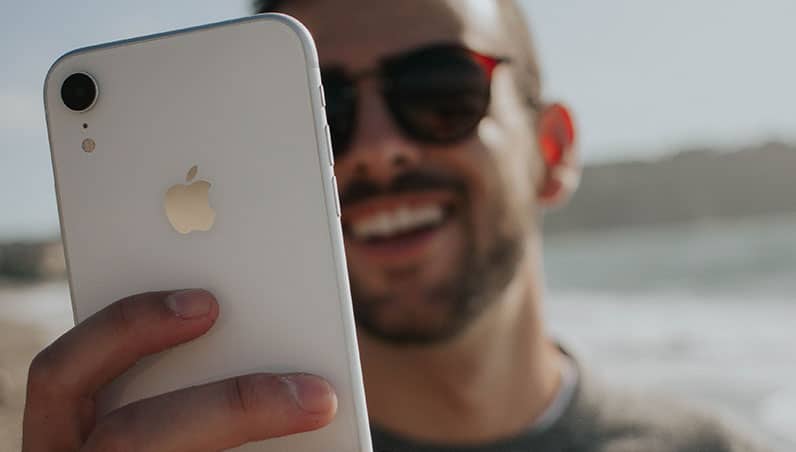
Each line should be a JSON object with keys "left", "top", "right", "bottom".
{"left": 324, "top": 124, "right": 335, "bottom": 166}
{"left": 331, "top": 175, "right": 342, "bottom": 217}
{"left": 319, "top": 84, "right": 327, "bottom": 107}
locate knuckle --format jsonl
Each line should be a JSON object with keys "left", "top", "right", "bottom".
{"left": 225, "top": 374, "right": 283, "bottom": 441}
{"left": 107, "top": 297, "right": 137, "bottom": 336}
{"left": 86, "top": 411, "right": 138, "bottom": 452}
{"left": 27, "top": 345, "right": 61, "bottom": 395}
{"left": 227, "top": 374, "right": 277, "bottom": 417}
{"left": 227, "top": 376, "right": 251, "bottom": 416}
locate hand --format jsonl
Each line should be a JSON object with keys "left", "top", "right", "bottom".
{"left": 22, "top": 289, "right": 337, "bottom": 451}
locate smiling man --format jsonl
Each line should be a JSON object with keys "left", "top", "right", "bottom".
{"left": 252, "top": 1, "right": 772, "bottom": 451}
{"left": 21, "top": 1, "right": 773, "bottom": 451}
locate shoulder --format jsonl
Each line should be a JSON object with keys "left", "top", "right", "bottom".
{"left": 573, "top": 378, "right": 774, "bottom": 452}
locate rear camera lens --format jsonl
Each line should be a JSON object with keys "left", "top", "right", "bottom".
{"left": 61, "top": 73, "right": 98, "bottom": 112}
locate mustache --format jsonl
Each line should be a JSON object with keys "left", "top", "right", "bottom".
{"left": 340, "top": 169, "right": 467, "bottom": 207}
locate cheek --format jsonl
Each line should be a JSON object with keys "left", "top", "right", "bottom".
{"left": 437, "top": 74, "right": 542, "bottom": 250}
{"left": 428, "top": 138, "right": 518, "bottom": 259}
{"left": 483, "top": 70, "right": 543, "bottom": 208}
{"left": 479, "top": 117, "right": 530, "bottom": 193}
{"left": 478, "top": 117, "right": 537, "bottom": 225}
{"left": 429, "top": 147, "right": 492, "bottom": 223}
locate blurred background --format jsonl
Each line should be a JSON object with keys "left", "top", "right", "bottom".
{"left": 2, "top": 0, "right": 795, "bottom": 449}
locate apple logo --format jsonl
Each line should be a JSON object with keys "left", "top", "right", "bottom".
{"left": 164, "top": 165, "right": 216, "bottom": 234}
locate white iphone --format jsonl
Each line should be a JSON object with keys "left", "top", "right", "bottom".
{"left": 44, "top": 14, "right": 371, "bottom": 452}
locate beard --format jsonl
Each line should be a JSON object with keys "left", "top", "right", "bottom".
{"left": 349, "top": 204, "right": 525, "bottom": 346}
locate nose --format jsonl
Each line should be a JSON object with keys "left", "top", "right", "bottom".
{"left": 337, "top": 82, "right": 423, "bottom": 186}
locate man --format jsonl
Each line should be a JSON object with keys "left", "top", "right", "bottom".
{"left": 22, "top": 1, "right": 772, "bottom": 451}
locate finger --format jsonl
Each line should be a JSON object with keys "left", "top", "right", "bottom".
{"left": 24, "top": 289, "right": 219, "bottom": 451}
{"left": 26, "top": 289, "right": 218, "bottom": 404}
{"left": 83, "top": 373, "right": 338, "bottom": 452}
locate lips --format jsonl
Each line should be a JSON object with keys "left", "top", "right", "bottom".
{"left": 342, "top": 191, "right": 458, "bottom": 261}
{"left": 350, "top": 203, "right": 445, "bottom": 240}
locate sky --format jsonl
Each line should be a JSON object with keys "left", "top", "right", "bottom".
{"left": 2, "top": 0, "right": 796, "bottom": 240}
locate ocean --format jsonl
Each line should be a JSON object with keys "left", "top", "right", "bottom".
{"left": 543, "top": 214, "right": 796, "bottom": 449}
{"left": 1, "top": 214, "right": 794, "bottom": 449}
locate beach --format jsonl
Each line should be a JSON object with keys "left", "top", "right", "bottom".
{"left": 2, "top": 215, "right": 795, "bottom": 449}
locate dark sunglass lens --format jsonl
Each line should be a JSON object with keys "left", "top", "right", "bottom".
{"left": 385, "top": 47, "right": 492, "bottom": 144}
{"left": 321, "top": 68, "right": 357, "bottom": 158}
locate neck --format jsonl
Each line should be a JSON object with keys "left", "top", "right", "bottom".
{"left": 358, "top": 236, "right": 562, "bottom": 445}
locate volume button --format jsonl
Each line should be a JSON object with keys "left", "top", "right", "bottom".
{"left": 319, "top": 84, "right": 327, "bottom": 107}
{"left": 324, "top": 124, "right": 334, "bottom": 166}
{"left": 331, "top": 175, "right": 341, "bottom": 217}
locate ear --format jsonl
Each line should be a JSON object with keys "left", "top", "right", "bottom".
{"left": 535, "top": 103, "right": 579, "bottom": 207}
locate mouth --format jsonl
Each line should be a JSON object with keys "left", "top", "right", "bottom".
{"left": 342, "top": 191, "right": 458, "bottom": 263}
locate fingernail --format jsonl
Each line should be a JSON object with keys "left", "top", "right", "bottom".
{"left": 165, "top": 289, "right": 213, "bottom": 319}
{"left": 280, "top": 374, "right": 337, "bottom": 414}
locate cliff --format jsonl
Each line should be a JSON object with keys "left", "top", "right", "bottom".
{"left": 545, "top": 141, "right": 796, "bottom": 234}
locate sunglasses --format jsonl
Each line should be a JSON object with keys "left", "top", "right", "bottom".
{"left": 321, "top": 43, "right": 509, "bottom": 159}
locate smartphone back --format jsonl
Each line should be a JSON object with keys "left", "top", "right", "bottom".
{"left": 45, "top": 15, "right": 370, "bottom": 452}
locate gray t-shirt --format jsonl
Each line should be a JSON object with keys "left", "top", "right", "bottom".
{"left": 370, "top": 356, "right": 772, "bottom": 452}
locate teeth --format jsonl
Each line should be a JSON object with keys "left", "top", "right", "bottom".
{"left": 351, "top": 204, "right": 445, "bottom": 239}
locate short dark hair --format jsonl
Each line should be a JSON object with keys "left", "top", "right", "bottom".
{"left": 252, "top": 0, "right": 542, "bottom": 109}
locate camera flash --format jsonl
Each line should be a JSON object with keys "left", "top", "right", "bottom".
{"left": 82, "top": 138, "right": 96, "bottom": 153}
